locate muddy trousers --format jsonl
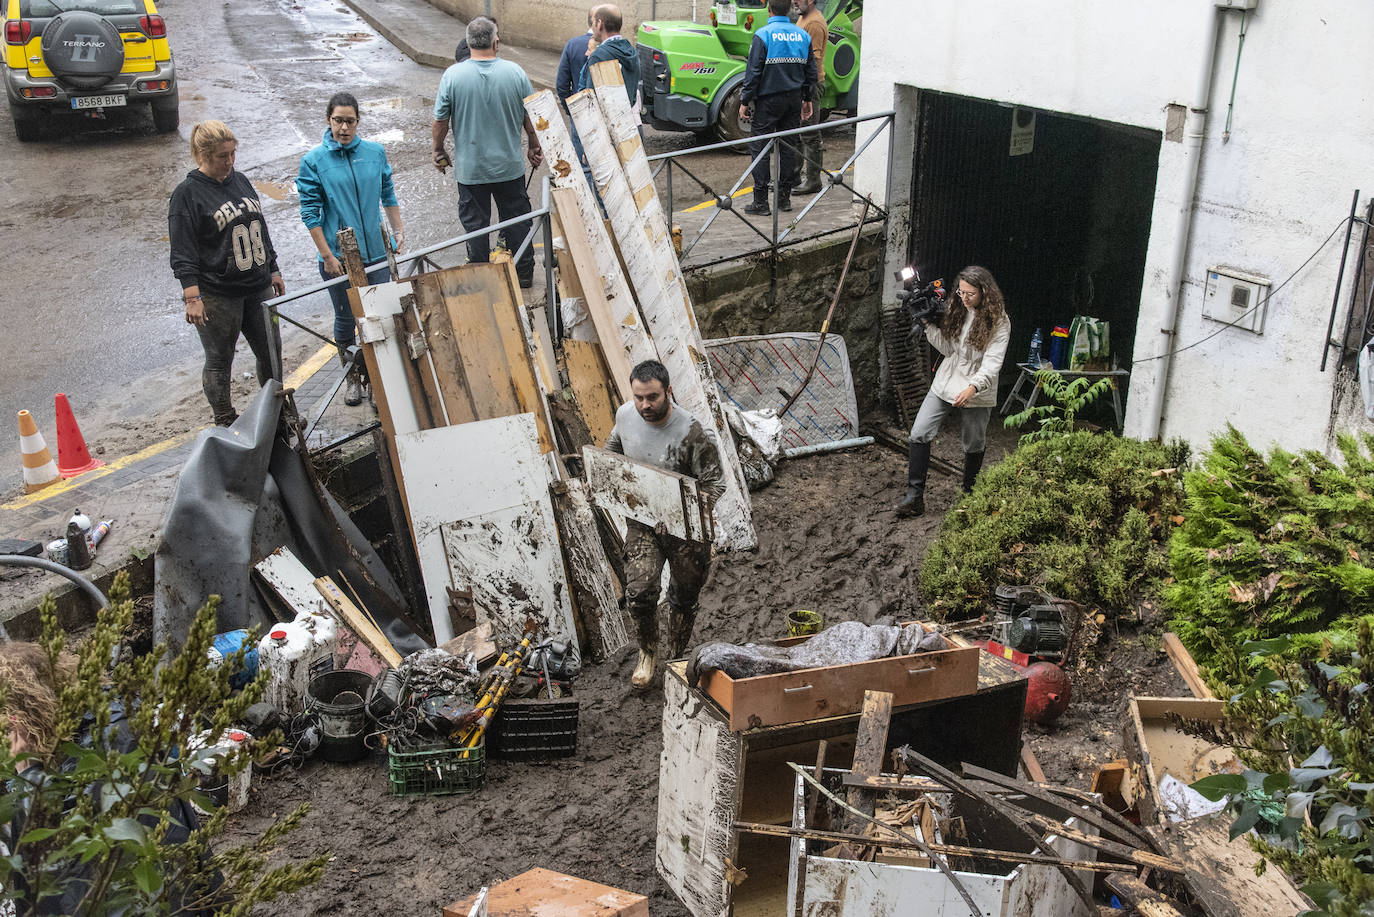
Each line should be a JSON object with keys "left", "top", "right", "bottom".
{"left": 196, "top": 286, "right": 280, "bottom": 427}
{"left": 623, "top": 520, "right": 712, "bottom": 659}
{"left": 909, "top": 390, "right": 992, "bottom": 493}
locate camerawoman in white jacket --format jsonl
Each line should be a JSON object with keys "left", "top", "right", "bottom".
{"left": 897, "top": 265, "right": 1011, "bottom": 518}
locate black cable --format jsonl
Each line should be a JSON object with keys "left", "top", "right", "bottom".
{"left": 1134, "top": 215, "right": 1353, "bottom": 365}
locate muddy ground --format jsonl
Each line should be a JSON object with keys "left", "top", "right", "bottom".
{"left": 222, "top": 431, "right": 1188, "bottom": 915}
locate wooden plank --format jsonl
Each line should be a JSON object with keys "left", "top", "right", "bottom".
{"left": 1153, "top": 812, "right": 1312, "bottom": 917}
{"left": 438, "top": 620, "right": 498, "bottom": 665}
{"left": 410, "top": 269, "right": 478, "bottom": 426}
{"left": 590, "top": 60, "right": 669, "bottom": 240}
{"left": 834, "top": 691, "right": 892, "bottom": 858}
{"left": 394, "top": 308, "right": 438, "bottom": 430}
{"left": 561, "top": 86, "right": 756, "bottom": 552}
{"left": 698, "top": 645, "right": 980, "bottom": 732}
{"left": 1163, "top": 632, "right": 1215, "bottom": 699}
{"left": 1021, "top": 744, "right": 1048, "bottom": 783}
{"left": 583, "top": 445, "right": 708, "bottom": 543}
{"left": 561, "top": 339, "right": 618, "bottom": 446}
{"left": 547, "top": 184, "right": 645, "bottom": 394}
{"left": 550, "top": 478, "right": 629, "bottom": 661}
{"left": 396, "top": 416, "right": 576, "bottom": 646}
{"left": 313, "top": 576, "right": 402, "bottom": 668}
{"left": 657, "top": 663, "right": 744, "bottom": 917}
{"left": 254, "top": 546, "right": 330, "bottom": 618}
{"left": 1103, "top": 875, "right": 1185, "bottom": 916}
{"left": 414, "top": 262, "right": 556, "bottom": 454}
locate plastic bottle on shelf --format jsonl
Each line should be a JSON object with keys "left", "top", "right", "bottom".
{"left": 256, "top": 612, "right": 338, "bottom": 715}
{"left": 1027, "top": 328, "right": 1044, "bottom": 368}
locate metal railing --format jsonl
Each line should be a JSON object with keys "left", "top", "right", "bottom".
{"left": 647, "top": 109, "right": 895, "bottom": 275}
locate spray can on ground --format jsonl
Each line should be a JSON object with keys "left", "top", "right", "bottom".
{"left": 90, "top": 519, "right": 112, "bottom": 548}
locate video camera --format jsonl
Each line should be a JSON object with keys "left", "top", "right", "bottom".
{"left": 894, "top": 266, "right": 947, "bottom": 335}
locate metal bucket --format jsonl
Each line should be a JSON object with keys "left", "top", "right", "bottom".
{"left": 787, "top": 609, "right": 823, "bottom": 637}
{"left": 307, "top": 670, "right": 372, "bottom": 763}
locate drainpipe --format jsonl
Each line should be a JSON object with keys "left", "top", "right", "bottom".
{"left": 1139, "top": 5, "right": 1230, "bottom": 440}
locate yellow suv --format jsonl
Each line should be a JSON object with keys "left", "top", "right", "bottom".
{"left": 3, "top": 0, "right": 176, "bottom": 141}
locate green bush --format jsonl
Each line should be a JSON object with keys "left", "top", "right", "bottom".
{"left": 1167, "top": 427, "right": 1374, "bottom": 664}
{"left": 0, "top": 572, "right": 328, "bottom": 915}
{"left": 919, "top": 431, "right": 1187, "bottom": 620}
{"left": 1190, "top": 626, "right": 1374, "bottom": 917}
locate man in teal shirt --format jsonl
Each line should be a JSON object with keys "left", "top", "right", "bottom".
{"left": 431, "top": 17, "right": 545, "bottom": 287}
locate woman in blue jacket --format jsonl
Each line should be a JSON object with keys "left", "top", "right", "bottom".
{"left": 297, "top": 91, "right": 404, "bottom": 405}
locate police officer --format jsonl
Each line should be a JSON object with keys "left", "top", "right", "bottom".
{"left": 739, "top": 0, "right": 817, "bottom": 216}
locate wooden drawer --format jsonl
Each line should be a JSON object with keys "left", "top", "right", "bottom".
{"left": 699, "top": 644, "right": 980, "bottom": 731}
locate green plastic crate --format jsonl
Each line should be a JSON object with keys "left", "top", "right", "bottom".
{"left": 387, "top": 735, "right": 485, "bottom": 797}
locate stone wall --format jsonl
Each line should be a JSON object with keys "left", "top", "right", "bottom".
{"left": 426, "top": 0, "right": 701, "bottom": 53}
{"left": 686, "top": 230, "right": 888, "bottom": 419}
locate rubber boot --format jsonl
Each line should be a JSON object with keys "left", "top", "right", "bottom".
{"left": 666, "top": 604, "right": 698, "bottom": 659}
{"left": 631, "top": 643, "right": 658, "bottom": 689}
{"left": 962, "top": 451, "right": 985, "bottom": 494}
{"left": 744, "top": 186, "right": 771, "bottom": 216}
{"left": 895, "top": 441, "right": 930, "bottom": 518}
{"left": 778, "top": 188, "right": 792, "bottom": 212}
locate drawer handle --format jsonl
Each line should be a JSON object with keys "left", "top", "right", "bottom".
{"left": 907, "top": 666, "right": 937, "bottom": 676}
{"left": 783, "top": 684, "right": 813, "bottom": 694}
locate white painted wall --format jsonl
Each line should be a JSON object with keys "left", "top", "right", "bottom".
{"left": 854, "top": 0, "right": 1374, "bottom": 456}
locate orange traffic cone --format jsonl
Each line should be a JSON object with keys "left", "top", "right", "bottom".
{"left": 18, "top": 410, "right": 60, "bottom": 493}
{"left": 54, "top": 394, "right": 104, "bottom": 478}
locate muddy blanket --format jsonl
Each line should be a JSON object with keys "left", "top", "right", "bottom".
{"left": 686, "top": 621, "right": 948, "bottom": 687}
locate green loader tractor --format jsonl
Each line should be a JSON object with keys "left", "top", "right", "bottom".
{"left": 636, "top": 0, "right": 861, "bottom": 142}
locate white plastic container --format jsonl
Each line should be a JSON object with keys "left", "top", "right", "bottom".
{"left": 189, "top": 728, "right": 252, "bottom": 815}
{"left": 257, "top": 612, "right": 338, "bottom": 715}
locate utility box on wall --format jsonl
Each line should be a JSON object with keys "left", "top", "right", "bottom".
{"left": 1202, "top": 265, "right": 1270, "bottom": 334}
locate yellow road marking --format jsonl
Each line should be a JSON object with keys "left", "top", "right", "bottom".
{"left": 3, "top": 428, "right": 204, "bottom": 511}
{"left": 286, "top": 343, "right": 337, "bottom": 390}
{"left": 4, "top": 344, "right": 341, "bottom": 511}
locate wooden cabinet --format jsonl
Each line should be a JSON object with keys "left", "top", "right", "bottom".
{"left": 657, "top": 656, "right": 1027, "bottom": 917}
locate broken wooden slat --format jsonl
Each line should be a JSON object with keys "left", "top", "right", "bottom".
{"left": 525, "top": 91, "right": 651, "bottom": 391}
{"left": 960, "top": 761, "right": 1156, "bottom": 853}
{"left": 583, "top": 445, "right": 709, "bottom": 544}
{"left": 1020, "top": 744, "right": 1048, "bottom": 783}
{"left": 561, "top": 339, "right": 619, "bottom": 446}
{"left": 739, "top": 821, "right": 1136, "bottom": 874}
{"left": 314, "top": 576, "right": 403, "bottom": 668}
{"left": 1016, "top": 811, "right": 1181, "bottom": 873}
{"left": 1103, "top": 875, "right": 1186, "bottom": 916}
{"left": 412, "top": 263, "right": 557, "bottom": 455}
{"left": 439, "top": 620, "right": 498, "bottom": 666}
{"left": 835, "top": 690, "right": 893, "bottom": 859}
{"left": 550, "top": 477, "right": 629, "bottom": 661}
{"left": 1163, "top": 632, "right": 1215, "bottom": 699}
{"left": 561, "top": 86, "right": 756, "bottom": 552}
{"left": 396, "top": 415, "right": 577, "bottom": 646}
{"left": 254, "top": 547, "right": 330, "bottom": 619}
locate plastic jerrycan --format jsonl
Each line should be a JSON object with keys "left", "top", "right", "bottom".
{"left": 257, "top": 612, "right": 338, "bottom": 715}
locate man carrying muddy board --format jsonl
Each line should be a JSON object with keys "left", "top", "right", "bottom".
{"left": 606, "top": 360, "right": 724, "bottom": 689}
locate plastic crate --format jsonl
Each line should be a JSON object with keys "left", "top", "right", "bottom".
{"left": 491, "top": 697, "right": 579, "bottom": 759}
{"left": 387, "top": 735, "right": 485, "bottom": 797}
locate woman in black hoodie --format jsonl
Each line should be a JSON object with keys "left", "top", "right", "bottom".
{"left": 168, "top": 120, "right": 286, "bottom": 427}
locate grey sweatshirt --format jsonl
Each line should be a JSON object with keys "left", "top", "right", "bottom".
{"left": 605, "top": 402, "right": 725, "bottom": 503}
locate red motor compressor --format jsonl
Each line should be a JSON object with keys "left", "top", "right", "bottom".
{"left": 985, "top": 586, "right": 1072, "bottom": 725}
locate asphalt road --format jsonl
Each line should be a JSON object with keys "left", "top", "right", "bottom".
{"left": 0, "top": 0, "right": 857, "bottom": 495}
{"left": 0, "top": 0, "right": 462, "bottom": 492}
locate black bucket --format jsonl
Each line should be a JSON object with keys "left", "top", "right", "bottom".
{"left": 307, "top": 670, "right": 372, "bottom": 763}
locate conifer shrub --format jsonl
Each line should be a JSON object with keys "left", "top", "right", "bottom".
{"left": 1167, "top": 427, "right": 1374, "bottom": 664}
{"left": 919, "top": 431, "right": 1187, "bottom": 620}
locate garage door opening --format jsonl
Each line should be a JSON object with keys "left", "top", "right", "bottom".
{"left": 907, "top": 91, "right": 1162, "bottom": 426}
